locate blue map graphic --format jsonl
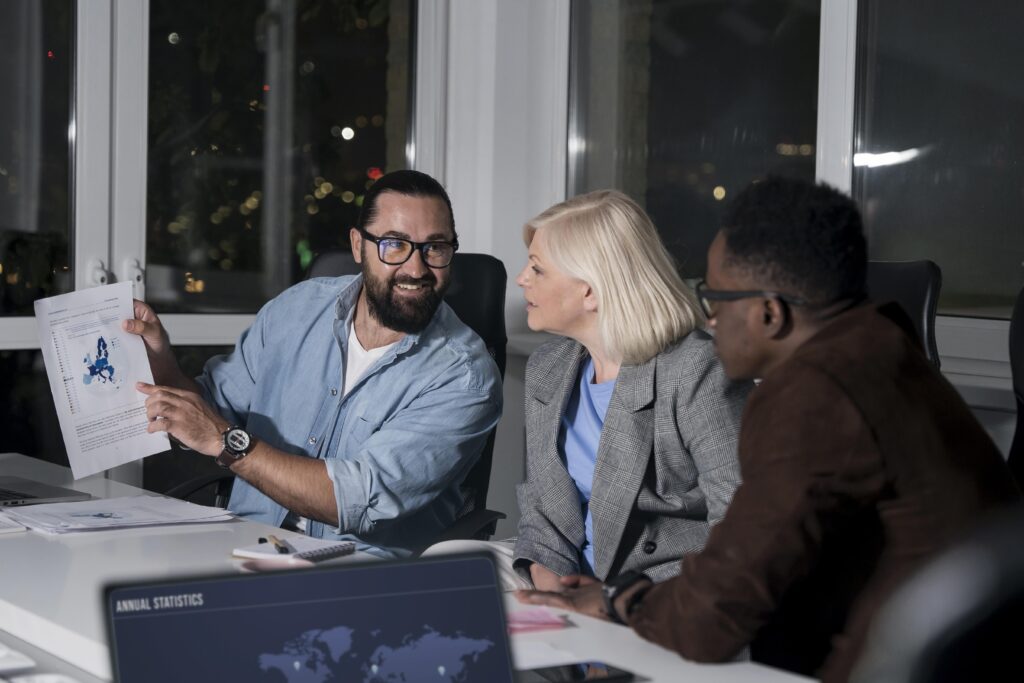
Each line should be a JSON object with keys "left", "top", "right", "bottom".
{"left": 258, "top": 624, "right": 495, "bottom": 683}
{"left": 82, "top": 336, "right": 117, "bottom": 385}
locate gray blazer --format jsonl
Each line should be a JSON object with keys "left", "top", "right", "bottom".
{"left": 513, "top": 331, "right": 749, "bottom": 583}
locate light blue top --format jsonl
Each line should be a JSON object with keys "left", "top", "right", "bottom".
{"left": 558, "top": 356, "right": 616, "bottom": 574}
{"left": 196, "top": 274, "right": 503, "bottom": 558}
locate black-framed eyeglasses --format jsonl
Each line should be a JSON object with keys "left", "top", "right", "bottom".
{"left": 358, "top": 228, "right": 459, "bottom": 268}
{"left": 695, "top": 279, "right": 808, "bottom": 319}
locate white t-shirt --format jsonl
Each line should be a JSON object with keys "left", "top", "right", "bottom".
{"left": 292, "top": 322, "right": 397, "bottom": 533}
{"left": 344, "top": 321, "right": 397, "bottom": 397}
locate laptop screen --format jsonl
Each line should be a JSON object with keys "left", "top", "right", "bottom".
{"left": 105, "top": 553, "right": 515, "bottom": 682}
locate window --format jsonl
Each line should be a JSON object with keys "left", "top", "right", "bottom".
{"left": 0, "top": 0, "right": 414, "bottom": 471}
{"left": 146, "top": 0, "right": 413, "bottom": 313}
{"left": 853, "top": 1, "right": 1024, "bottom": 319}
{"left": 569, "top": 0, "right": 820, "bottom": 276}
{"left": 0, "top": 0, "right": 73, "bottom": 317}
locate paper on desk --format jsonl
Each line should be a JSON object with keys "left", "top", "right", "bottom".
{"left": 510, "top": 640, "right": 581, "bottom": 670}
{"left": 2, "top": 496, "right": 232, "bottom": 534}
{"left": 0, "top": 511, "right": 28, "bottom": 534}
{"left": 34, "top": 281, "right": 169, "bottom": 478}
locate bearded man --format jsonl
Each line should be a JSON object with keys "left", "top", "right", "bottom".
{"left": 126, "top": 170, "right": 502, "bottom": 557}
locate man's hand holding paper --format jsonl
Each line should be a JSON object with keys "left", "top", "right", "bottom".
{"left": 136, "top": 382, "right": 229, "bottom": 456}
{"left": 122, "top": 298, "right": 197, "bottom": 392}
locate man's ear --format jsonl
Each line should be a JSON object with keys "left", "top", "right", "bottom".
{"left": 760, "top": 297, "right": 790, "bottom": 339}
{"left": 349, "top": 227, "right": 363, "bottom": 264}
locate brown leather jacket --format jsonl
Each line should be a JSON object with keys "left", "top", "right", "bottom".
{"left": 627, "top": 303, "right": 1019, "bottom": 682}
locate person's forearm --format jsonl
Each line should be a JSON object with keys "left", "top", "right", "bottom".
{"left": 171, "top": 373, "right": 203, "bottom": 395}
{"left": 151, "top": 359, "right": 199, "bottom": 394}
{"left": 229, "top": 443, "right": 337, "bottom": 525}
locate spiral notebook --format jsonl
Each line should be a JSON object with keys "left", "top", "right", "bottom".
{"left": 232, "top": 536, "right": 356, "bottom": 563}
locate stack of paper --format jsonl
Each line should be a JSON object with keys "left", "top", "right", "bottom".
{"left": 3, "top": 496, "right": 233, "bottom": 535}
{"left": 0, "top": 513, "right": 28, "bottom": 534}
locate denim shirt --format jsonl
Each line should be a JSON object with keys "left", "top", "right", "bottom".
{"left": 196, "top": 275, "right": 503, "bottom": 558}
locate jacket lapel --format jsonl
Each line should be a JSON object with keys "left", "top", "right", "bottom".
{"left": 528, "top": 341, "right": 588, "bottom": 537}
{"left": 589, "top": 356, "right": 656, "bottom": 579}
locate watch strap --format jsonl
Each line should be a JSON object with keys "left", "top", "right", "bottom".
{"left": 216, "top": 426, "right": 253, "bottom": 469}
{"left": 602, "top": 570, "right": 649, "bottom": 625}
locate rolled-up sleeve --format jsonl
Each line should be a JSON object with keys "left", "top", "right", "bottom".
{"left": 325, "top": 369, "right": 501, "bottom": 535}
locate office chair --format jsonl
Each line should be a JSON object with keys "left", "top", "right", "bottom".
{"left": 866, "top": 260, "right": 942, "bottom": 367}
{"left": 1008, "top": 286, "right": 1024, "bottom": 489}
{"left": 167, "top": 250, "right": 509, "bottom": 544}
{"left": 851, "top": 504, "right": 1024, "bottom": 683}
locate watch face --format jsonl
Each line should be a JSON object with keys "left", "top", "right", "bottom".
{"left": 225, "top": 428, "right": 251, "bottom": 454}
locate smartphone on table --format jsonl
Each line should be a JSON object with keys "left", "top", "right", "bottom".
{"left": 515, "top": 661, "right": 634, "bottom": 682}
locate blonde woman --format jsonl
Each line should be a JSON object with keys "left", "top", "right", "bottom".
{"left": 426, "top": 190, "right": 748, "bottom": 591}
{"left": 511, "top": 190, "right": 749, "bottom": 592}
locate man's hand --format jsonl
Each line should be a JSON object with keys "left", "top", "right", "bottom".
{"left": 122, "top": 300, "right": 190, "bottom": 389}
{"left": 516, "top": 575, "right": 609, "bottom": 621}
{"left": 137, "top": 383, "right": 229, "bottom": 456}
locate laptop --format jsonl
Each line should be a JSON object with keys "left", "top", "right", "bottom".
{"left": 0, "top": 476, "right": 91, "bottom": 507}
{"left": 105, "top": 552, "right": 516, "bottom": 682}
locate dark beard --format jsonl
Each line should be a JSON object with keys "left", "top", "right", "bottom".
{"left": 363, "top": 269, "right": 447, "bottom": 334}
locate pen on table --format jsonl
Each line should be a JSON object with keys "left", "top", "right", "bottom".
{"left": 265, "top": 534, "right": 292, "bottom": 554}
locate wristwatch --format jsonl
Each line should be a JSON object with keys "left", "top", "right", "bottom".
{"left": 602, "top": 570, "right": 650, "bottom": 625}
{"left": 216, "top": 425, "right": 255, "bottom": 469}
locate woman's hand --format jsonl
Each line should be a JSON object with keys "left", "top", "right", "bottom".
{"left": 529, "top": 562, "right": 566, "bottom": 592}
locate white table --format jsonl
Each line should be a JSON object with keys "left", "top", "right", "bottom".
{"left": 0, "top": 453, "right": 808, "bottom": 682}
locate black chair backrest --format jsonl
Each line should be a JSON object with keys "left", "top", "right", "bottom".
{"left": 866, "top": 260, "right": 942, "bottom": 367}
{"left": 851, "top": 505, "right": 1024, "bottom": 683}
{"left": 1008, "top": 286, "right": 1024, "bottom": 487}
{"left": 306, "top": 250, "right": 508, "bottom": 512}
{"left": 306, "top": 250, "right": 362, "bottom": 279}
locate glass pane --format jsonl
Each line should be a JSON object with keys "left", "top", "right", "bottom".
{"left": 146, "top": 0, "right": 413, "bottom": 313}
{"left": 569, "top": 0, "right": 820, "bottom": 277}
{"left": 0, "top": 0, "right": 73, "bottom": 316}
{"left": 853, "top": 2, "right": 1024, "bottom": 319}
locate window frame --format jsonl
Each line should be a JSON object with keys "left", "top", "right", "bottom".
{"left": 816, "top": 0, "right": 1012, "bottom": 407}
{"left": 0, "top": 0, "right": 1013, "bottom": 405}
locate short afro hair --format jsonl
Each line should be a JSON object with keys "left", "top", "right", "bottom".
{"left": 722, "top": 176, "right": 866, "bottom": 305}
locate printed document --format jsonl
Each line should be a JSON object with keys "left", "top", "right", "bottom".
{"left": 34, "top": 281, "right": 169, "bottom": 478}
{"left": 3, "top": 496, "right": 233, "bottom": 534}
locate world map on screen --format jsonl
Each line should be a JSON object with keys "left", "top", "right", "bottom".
{"left": 258, "top": 624, "right": 496, "bottom": 682}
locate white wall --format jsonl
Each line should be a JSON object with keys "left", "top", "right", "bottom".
{"left": 440, "top": 0, "right": 569, "bottom": 537}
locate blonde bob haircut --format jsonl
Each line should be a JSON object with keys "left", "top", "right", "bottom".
{"left": 524, "top": 189, "right": 704, "bottom": 365}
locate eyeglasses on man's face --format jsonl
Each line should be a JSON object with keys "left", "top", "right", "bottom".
{"left": 694, "top": 279, "right": 808, "bottom": 319}
{"left": 359, "top": 228, "right": 459, "bottom": 268}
